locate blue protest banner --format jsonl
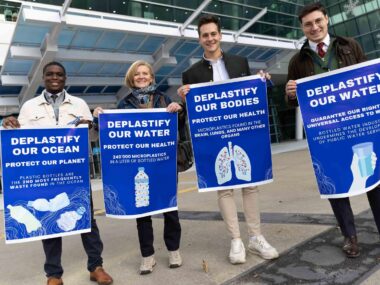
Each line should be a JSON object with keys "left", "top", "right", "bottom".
{"left": 1, "top": 126, "right": 91, "bottom": 244}
{"left": 297, "top": 58, "right": 380, "bottom": 198}
{"left": 98, "top": 109, "right": 178, "bottom": 218}
{"left": 186, "top": 75, "right": 273, "bottom": 192}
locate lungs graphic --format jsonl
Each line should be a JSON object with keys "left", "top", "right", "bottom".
{"left": 215, "top": 144, "right": 233, "bottom": 185}
{"left": 233, "top": 144, "right": 251, "bottom": 181}
{"left": 215, "top": 141, "right": 251, "bottom": 185}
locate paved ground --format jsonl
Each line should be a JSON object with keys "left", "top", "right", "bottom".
{"left": 1, "top": 140, "right": 380, "bottom": 284}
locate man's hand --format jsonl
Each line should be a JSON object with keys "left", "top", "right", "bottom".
{"left": 286, "top": 80, "right": 297, "bottom": 100}
{"left": 93, "top": 107, "right": 104, "bottom": 118}
{"left": 257, "top": 70, "right": 271, "bottom": 81}
{"left": 75, "top": 119, "right": 93, "bottom": 129}
{"left": 177, "top": 85, "right": 190, "bottom": 101}
{"left": 2, "top": 116, "right": 20, "bottom": 129}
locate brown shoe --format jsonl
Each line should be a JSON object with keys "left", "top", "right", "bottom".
{"left": 90, "top": 266, "right": 113, "bottom": 285}
{"left": 47, "top": 277, "right": 63, "bottom": 285}
{"left": 342, "top": 236, "right": 360, "bottom": 258}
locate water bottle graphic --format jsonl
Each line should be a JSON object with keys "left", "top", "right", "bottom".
{"left": 7, "top": 205, "right": 42, "bottom": 233}
{"left": 135, "top": 167, "right": 150, "bottom": 208}
{"left": 56, "top": 206, "right": 86, "bottom": 232}
{"left": 352, "top": 142, "right": 374, "bottom": 177}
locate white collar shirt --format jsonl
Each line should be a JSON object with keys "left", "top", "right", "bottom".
{"left": 309, "top": 34, "right": 330, "bottom": 54}
{"left": 203, "top": 54, "right": 230, "bottom": 82}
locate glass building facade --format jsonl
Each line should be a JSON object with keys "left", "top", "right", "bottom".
{"left": 321, "top": 0, "right": 380, "bottom": 60}
{"left": 10, "top": 0, "right": 307, "bottom": 38}
{"left": 7, "top": 0, "right": 376, "bottom": 59}
{"left": 0, "top": 0, "right": 19, "bottom": 20}
{"left": 1, "top": 0, "right": 379, "bottom": 141}
{"left": 3, "top": 0, "right": 379, "bottom": 63}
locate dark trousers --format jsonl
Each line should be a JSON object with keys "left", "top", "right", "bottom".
{"left": 329, "top": 186, "right": 380, "bottom": 237}
{"left": 43, "top": 197, "right": 103, "bottom": 278}
{"left": 136, "top": 210, "right": 181, "bottom": 257}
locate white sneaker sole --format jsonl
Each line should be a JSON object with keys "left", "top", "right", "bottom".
{"left": 229, "top": 256, "right": 246, "bottom": 264}
{"left": 248, "top": 248, "right": 279, "bottom": 260}
{"left": 169, "top": 262, "right": 182, "bottom": 268}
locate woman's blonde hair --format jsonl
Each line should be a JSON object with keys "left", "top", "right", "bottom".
{"left": 125, "top": 60, "right": 155, "bottom": 88}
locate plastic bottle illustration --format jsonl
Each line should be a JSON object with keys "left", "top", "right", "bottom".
{"left": 49, "top": 192, "right": 70, "bottom": 211}
{"left": 27, "top": 198, "right": 50, "bottom": 211}
{"left": 27, "top": 192, "right": 70, "bottom": 212}
{"left": 7, "top": 205, "right": 42, "bottom": 233}
{"left": 135, "top": 167, "right": 150, "bottom": 208}
{"left": 56, "top": 206, "right": 86, "bottom": 232}
{"left": 215, "top": 141, "right": 252, "bottom": 185}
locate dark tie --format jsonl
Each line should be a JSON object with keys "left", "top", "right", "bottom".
{"left": 51, "top": 94, "right": 58, "bottom": 103}
{"left": 317, "top": 42, "right": 325, "bottom": 58}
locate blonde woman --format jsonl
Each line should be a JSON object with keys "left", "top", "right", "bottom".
{"left": 93, "top": 60, "right": 183, "bottom": 275}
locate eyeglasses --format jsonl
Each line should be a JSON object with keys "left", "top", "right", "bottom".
{"left": 302, "top": 17, "right": 326, "bottom": 30}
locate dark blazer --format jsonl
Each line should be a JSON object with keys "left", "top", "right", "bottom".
{"left": 182, "top": 53, "right": 251, "bottom": 85}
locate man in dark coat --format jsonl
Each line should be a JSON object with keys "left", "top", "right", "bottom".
{"left": 285, "top": 2, "right": 380, "bottom": 258}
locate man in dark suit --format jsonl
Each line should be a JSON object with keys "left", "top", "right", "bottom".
{"left": 178, "top": 14, "right": 279, "bottom": 264}
{"left": 181, "top": 46, "right": 250, "bottom": 84}
{"left": 286, "top": 2, "right": 380, "bottom": 258}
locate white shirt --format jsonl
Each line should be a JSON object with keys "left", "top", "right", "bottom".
{"left": 203, "top": 54, "right": 230, "bottom": 82}
{"left": 309, "top": 34, "right": 330, "bottom": 54}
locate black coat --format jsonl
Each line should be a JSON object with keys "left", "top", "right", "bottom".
{"left": 182, "top": 53, "right": 251, "bottom": 85}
